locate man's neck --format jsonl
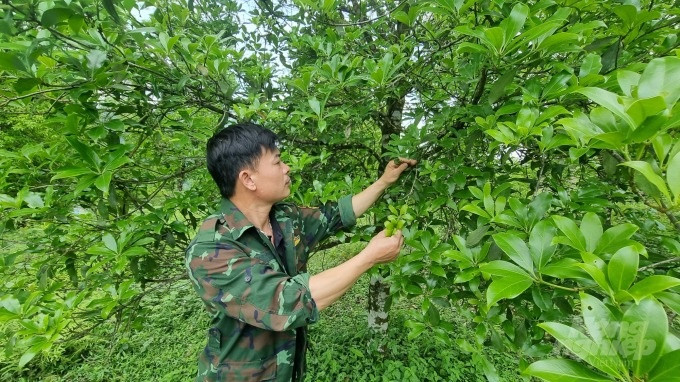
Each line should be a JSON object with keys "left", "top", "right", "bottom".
{"left": 228, "top": 194, "right": 273, "bottom": 231}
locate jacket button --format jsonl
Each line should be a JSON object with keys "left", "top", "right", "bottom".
{"left": 245, "top": 275, "right": 252, "bottom": 283}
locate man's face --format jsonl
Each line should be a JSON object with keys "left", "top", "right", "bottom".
{"left": 250, "top": 148, "right": 291, "bottom": 203}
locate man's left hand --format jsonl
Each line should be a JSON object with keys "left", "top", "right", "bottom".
{"left": 380, "top": 158, "right": 417, "bottom": 186}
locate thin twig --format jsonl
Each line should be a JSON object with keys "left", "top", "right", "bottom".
{"left": 639, "top": 257, "right": 680, "bottom": 272}
{"left": 1, "top": 84, "right": 84, "bottom": 106}
{"left": 320, "top": 0, "right": 409, "bottom": 27}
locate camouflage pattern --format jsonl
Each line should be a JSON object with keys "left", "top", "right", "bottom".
{"left": 186, "top": 195, "right": 356, "bottom": 381}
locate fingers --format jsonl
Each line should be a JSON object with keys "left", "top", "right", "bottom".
{"left": 397, "top": 157, "right": 417, "bottom": 166}
{"left": 391, "top": 230, "right": 404, "bottom": 251}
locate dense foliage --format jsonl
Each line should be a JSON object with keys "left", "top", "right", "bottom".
{"left": 1, "top": 0, "right": 679, "bottom": 380}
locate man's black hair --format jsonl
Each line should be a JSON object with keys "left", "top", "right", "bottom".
{"left": 206, "top": 122, "right": 278, "bottom": 198}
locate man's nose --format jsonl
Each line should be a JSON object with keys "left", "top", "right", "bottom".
{"left": 283, "top": 162, "right": 290, "bottom": 174}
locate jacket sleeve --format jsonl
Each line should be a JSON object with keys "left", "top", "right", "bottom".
{"left": 295, "top": 194, "right": 356, "bottom": 251}
{"left": 185, "top": 241, "right": 319, "bottom": 331}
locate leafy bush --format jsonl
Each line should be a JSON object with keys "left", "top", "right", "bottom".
{"left": 1, "top": 0, "right": 679, "bottom": 381}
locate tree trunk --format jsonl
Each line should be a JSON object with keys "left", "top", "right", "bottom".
{"left": 366, "top": 2, "right": 411, "bottom": 343}
{"left": 367, "top": 274, "right": 390, "bottom": 334}
{"left": 367, "top": 90, "right": 407, "bottom": 340}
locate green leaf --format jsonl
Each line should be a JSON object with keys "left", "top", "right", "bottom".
{"left": 638, "top": 56, "right": 680, "bottom": 107}
{"left": 617, "top": 70, "right": 640, "bottom": 97}
{"left": 538, "top": 322, "right": 626, "bottom": 379}
{"left": 524, "top": 359, "right": 611, "bottom": 381}
{"left": 430, "top": 264, "right": 446, "bottom": 278}
{"left": 538, "top": 32, "right": 580, "bottom": 54}
{"left": 18, "top": 348, "right": 38, "bottom": 368}
{"left": 103, "top": 233, "right": 117, "bottom": 253}
{"left": 620, "top": 298, "right": 668, "bottom": 377}
{"left": 425, "top": 304, "right": 440, "bottom": 326}
{"left": 648, "top": 349, "right": 680, "bottom": 381}
{"left": 542, "top": 72, "right": 571, "bottom": 100}
{"left": 484, "top": 27, "right": 505, "bottom": 54}
{"left": 480, "top": 260, "right": 531, "bottom": 278}
{"left": 0, "top": 52, "right": 26, "bottom": 72}
{"left": 493, "top": 233, "right": 534, "bottom": 274}
{"left": 66, "top": 137, "right": 100, "bottom": 170}
{"left": 456, "top": 42, "right": 487, "bottom": 54}
{"left": 69, "top": 15, "right": 85, "bottom": 34}
{"left": 102, "top": 0, "right": 121, "bottom": 24}
{"left": 87, "top": 50, "right": 107, "bottom": 71}
{"left": 103, "top": 154, "right": 130, "bottom": 172}
{"left": 652, "top": 133, "right": 673, "bottom": 164}
{"left": 488, "top": 69, "right": 515, "bottom": 104}
{"left": 613, "top": 5, "right": 637, "bottom": 27}
{"left": 657, "top": 292, "right": 680, "bottom": 315}
{"left": 74, "top": 174, "right": 97, "bottom": 195}
{"left": 453, "top": 268, "right": 479, "bottom": 283}
{"left": 580, "top": 213, "right": 602, "bottom": 253}
{"left": 94, "top": 171, "right": 112, "bottom": 194}
{"left": 391, "top": 10, "right": 411, "bottom": 26}
{"left": 590, "top": 108, "right": 617, "bottom": 134}
{"left": 399, "top": 204, "right": 408, "bottom": 215}
{"left": 501, "top": 3, "right": 529, "bottom": 46}
{"left": 579, "top": 53, "right": 602, "bottom": 77}
{"left": 51, "top": 167, "right": 94, "bottom": 180}
{"left": 461, "top": 203, "right": 491, "bottom": 218}
{"left": 577, "top": 263, "right": 612, "bottom": 295}
{"left": 528, "top": 193, "right": 552, "bottom": 227}
{"left": 41, "top": 7, "right": 74, "bottom": 27}
{"left": 607, "top": 246, "right": 639, "bottom": 292}
{"left": 577, "top": 88, "right": 635, "bottom": 129}
{"left": 512, "top": 20, "right": 563, "bottom": 51}
{"left": 595, "top": 223, "right": 638, "bottom": 255}
{"left": 667, "top": 152, "right": 680, "bottom": 203}
{"left": 469, "top": 186, "right": 484, "bottom": 200}
{"left": 552, "top": 215, "right": 587, "bottom": 252}
{"left": 405, "top": 283, "right": 422, "bottom": 295}
{"left": 626, "top": 96, "right": 667, "bottom": 126}
{"left": 628, "top": 275, "right": 680, "bottom": 303}
{"left": 621, "top": 161, "right": 671, "bottom": 200}
{"left": 14, "top": 79, "right": 41, "bottom": 95}
{"left": 484, "top": 193, "right": 495, "bottom": 216}
{"left": 24, "top": 192, "right": 43, "bottom": 209}
{"left": 308, "top": 97, "right": 321, "bottom": 116}
{"left": 560, "top": 117, "right": 602, "bottom": 144}
{"left": 486, "top": 273, "right": 533, "bottom": 307}
{"left": 529, "top": 220, "right": 556, "bottom": 270}
{"left": 581, "top": 293, "right": 618, "bottom": 346}
{"left": 541, "top": 258, "right": 589, "bottom": 279}
{"left": 0, "top": 296, "right": 21, "bottom": 320}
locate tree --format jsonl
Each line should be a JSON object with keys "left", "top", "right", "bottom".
{"left": 1, "top": 0, "right": 679, "bottom": 380}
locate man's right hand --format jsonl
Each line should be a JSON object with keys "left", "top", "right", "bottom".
{"left": 309, "top": 229, "right": 404, "bottom": 310}
{"left": 363, "top": 229, "right": 404, "bottom": 265}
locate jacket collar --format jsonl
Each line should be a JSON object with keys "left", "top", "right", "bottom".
{"left": 218, "top": 198, "right": 288, "bottom": 241}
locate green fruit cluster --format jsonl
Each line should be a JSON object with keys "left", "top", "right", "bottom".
{"left": 384, "top": 204, "right": 414, "bottom": 237}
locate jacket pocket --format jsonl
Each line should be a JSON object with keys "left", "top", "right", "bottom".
{"left": 218, "top": 356, "right": 277, "bottom": 381}
{"left": 205, "top": 327, "right": 277, "bottom": 381}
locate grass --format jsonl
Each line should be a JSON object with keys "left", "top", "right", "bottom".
{"left": 6, "top": 242, "right": 524, "bottom": 381}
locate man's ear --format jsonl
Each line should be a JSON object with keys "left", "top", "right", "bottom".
{"left": 238, "top": 169, "right": 257, "bottom": 191}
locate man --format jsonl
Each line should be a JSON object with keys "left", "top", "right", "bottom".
{"left": 185, "top": 122, "right": 416, "bottom": 381}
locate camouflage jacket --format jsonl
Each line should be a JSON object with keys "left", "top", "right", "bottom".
{"left": 186, "top": 195, "right": 356, "bottom": 381}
